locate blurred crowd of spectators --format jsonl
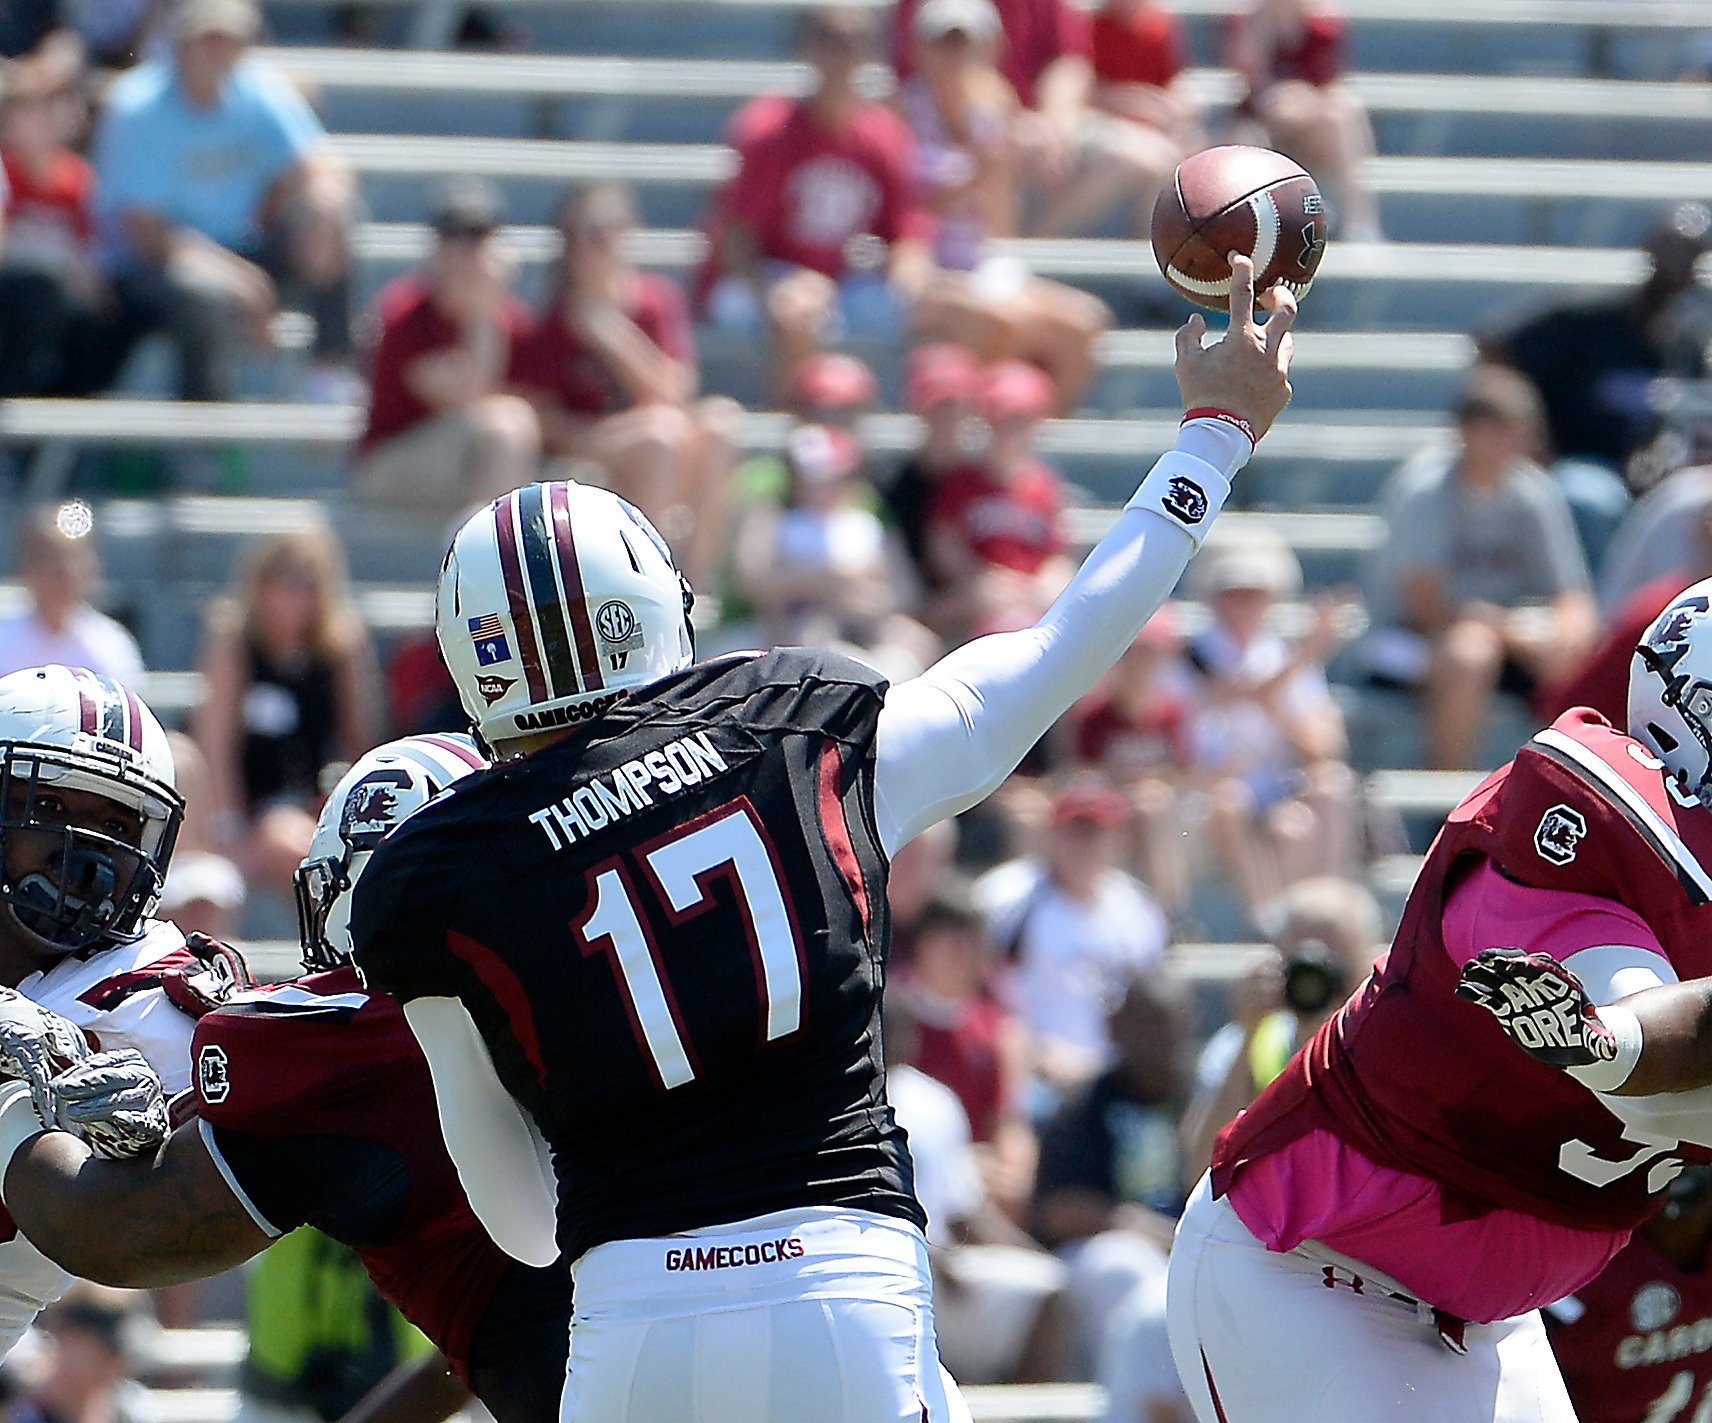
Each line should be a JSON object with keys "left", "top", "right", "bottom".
{"left": 9, "top": 0, "right": 1712, "bottom": 1417}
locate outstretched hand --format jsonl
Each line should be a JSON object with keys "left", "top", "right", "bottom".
{"left": 1174, "top": 255, "right": 1297, "bottom": 443}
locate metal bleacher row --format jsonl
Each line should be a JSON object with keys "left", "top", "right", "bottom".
{"left": 4, "top": 0, "right": 1698, "bottom": 803}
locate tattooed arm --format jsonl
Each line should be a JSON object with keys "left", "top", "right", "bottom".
{"left": 5, "top": 1127, "right": 270, "bottom": 1287}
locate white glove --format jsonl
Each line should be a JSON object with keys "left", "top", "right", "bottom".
{"left": 49, "top": 1050, "right": 169, "bottom": 1160}
{"left": 0, "top": 988, "right": 88, "bottom": 1131}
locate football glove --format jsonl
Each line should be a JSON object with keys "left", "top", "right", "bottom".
{"left": 1454, "top": 946, "right": 1619, "bottom": 1070}
{"left": 48, "top": 1050, "right": 168, "bottom": 1160}
{"left": 0, "top": 988, "right": 88, "bottom": 1128}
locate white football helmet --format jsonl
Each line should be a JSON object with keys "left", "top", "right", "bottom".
{"left": 0, "top": 665, "right": 181, "bottom": 953}
{"left": 293, "top": 733, "right": 486, "bottom": 970}
{"left": 1630, "top": 577, "right": 1712, "bottom": 805}
{"left": 436, "top": 482, "right": 694, "bottom": 750}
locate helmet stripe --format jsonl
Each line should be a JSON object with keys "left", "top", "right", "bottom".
{"left": 492, "top": 493, "right": 548, "bottom": 705}
{"left": 415, "top": 734, "right": 486, "bottom": 771}
{"left": 518, "top": 483, "right": 579, "bottom": 699}
{"left": 91, "top": 674, "right": 125, "bottom": 745}
{"left": 121, "top": 684, "right": 144, "bottom": 752}
{"left": 549, "top": 481, "right": 604, "bottom": 692}
{"left": 73, "top": 673, "right": 97, "bottom": 735}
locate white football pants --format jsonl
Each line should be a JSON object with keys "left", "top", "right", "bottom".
{"left": 1166, "top": 1175, "right": 1578, "bottom": 1423}
{"left": 562, "top": 1206, "right": 972, "bottom": 1423}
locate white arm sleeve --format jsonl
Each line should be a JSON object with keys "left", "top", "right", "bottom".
{"left": 402, "top": 997, "right": 560, "bottom": 1268}
{"left": 1559, "top": 944, "right": 1712, "bottom": 1146}
{"left": 875, "top": 421, "right": 1250, "bottom": 854}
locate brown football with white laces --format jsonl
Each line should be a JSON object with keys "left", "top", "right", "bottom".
{"left": 1151, "top": 146, "right": 1328, "bottom": 311}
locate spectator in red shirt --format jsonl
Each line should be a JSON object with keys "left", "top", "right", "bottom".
{"left": 1227, "top": 0, "right": 1382, "bottom": 241}
{"left": 1070, "top": 608, "right": 1193, "bottom": 921}
{"left": 354, "top": 179, "right": 541, "bottom": 516}
{"left": 1090, "top": 0, "right": 1204, "bottom": 164}
{"left": 512, "top": 182, "right": 739, "bottom": 586}
{"left": 0, "top": 33, "right": 118, "bottom": 397}
{"left": 887, "top": 342, "right": 985, "bottom": 580}
{"left": 706, "top": 5, "right": 936, "bottom": 398}
{"left": 927, "top": 358, "right": 1074, "bottom": 639}
{"left": 896, "top": 878, "right": 1038, "bottom": 1218}
{"left": 895, "top": 0, "right": 1181, "bottom": 237}
{"left": 899, "top": 0, "right": 1111, "bottom": 409}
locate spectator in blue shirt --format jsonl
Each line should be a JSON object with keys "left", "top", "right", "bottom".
{"left": 91, "top": 0, "right": 356, "bottom": 401}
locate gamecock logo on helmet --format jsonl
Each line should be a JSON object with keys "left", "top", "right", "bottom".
{"left": 339, "top": 770, "right": 413, "bottom": 850}
{"left": 1534, "top": 804, "right": 1588, "bottom": 866}
{"left": 1163, "top": 476, "right": 1209, "bottom": 525}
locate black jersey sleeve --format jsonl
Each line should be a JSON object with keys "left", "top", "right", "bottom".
{"left": 204, "top": 1123, "right": 412, "bottom": 1248}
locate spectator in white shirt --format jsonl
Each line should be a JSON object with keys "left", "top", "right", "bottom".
{"left": 0, "top": 501, "right": 143, "bottom": 684}
{"left": 1187, "top": 524, "right": 1360, "bottom": 935}
{"left": 974, "top": 777, "right": 1167, "bottom": 1092}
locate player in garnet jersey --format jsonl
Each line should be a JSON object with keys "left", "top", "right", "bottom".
{"left": 1165, "top": 577, "right": 1712, "bottom": 1422}
{"left": 0, "top": 736, "right": 572, "bottom": 1423}
{"left": 1542, "top": 1167, "right": 1712, "bottom": 1423}
{"left": 347, "top": 260, "right": 1294, "bottom": 1423}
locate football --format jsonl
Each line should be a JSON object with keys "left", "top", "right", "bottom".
{"left": 1150, "top": 145, "right": 1329, "bottom": 311}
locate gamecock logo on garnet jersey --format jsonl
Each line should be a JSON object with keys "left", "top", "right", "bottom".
{"left": 1163, "top": 476, "right": 1209, "bottom": 525}
{"left": 1534, "top": 804, "right": 1588, "bottom": 866}
{"left": 198, "top": 1044, "right": 231, "bottom": 1104}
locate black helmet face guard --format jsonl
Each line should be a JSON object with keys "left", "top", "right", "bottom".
{"left": 293, "top": 853, "right": 351, "bottom": 972}
{"left": 0, "top": 742, "right": 183, "bottom": 955}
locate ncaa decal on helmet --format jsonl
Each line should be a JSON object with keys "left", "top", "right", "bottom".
{"left": 437, "top": 481, "right": 695, "bottom": 749}
{"left": 1631, "top": 577, "right": 1712, "bottom": 806}
{"left": 294, "top": 733, "right": 487, "bottom": 971}
{"left": 0, "top": 665, "right": 182, "bottom": 953}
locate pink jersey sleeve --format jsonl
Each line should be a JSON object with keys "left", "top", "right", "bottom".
{"left": 1441, "top": 859, "right": 1663, "bottom": 976}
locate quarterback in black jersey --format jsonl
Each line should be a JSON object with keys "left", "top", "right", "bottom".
{"left": 352, "top": 258, "right": 1297, "bottom": 1423}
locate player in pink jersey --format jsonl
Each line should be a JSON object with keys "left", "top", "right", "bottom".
{"left": 1166, "top": 578, "right": 1712, "bottom": 1421}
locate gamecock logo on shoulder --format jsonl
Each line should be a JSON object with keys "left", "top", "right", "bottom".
{"left": 1534, "top": 804, "right": 1588, "bottom": 866}
{"left": 198, "top": 1044, "right": 231, "bottom": 1104}
{"left": 1163, "top": 476, "right": 1209, "bottom": 525}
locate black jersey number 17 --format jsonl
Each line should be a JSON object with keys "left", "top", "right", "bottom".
{"left": 571, "top": 797, "right": 803, "bottom": 1090}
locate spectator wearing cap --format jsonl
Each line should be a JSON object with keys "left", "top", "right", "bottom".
{"left": 1188, "top": 525, "right": 1360, "bottom": 933}
{"left": 731, "top": 422, "right": 937, "bottom": 678}
{"left": 886, "top": 342, "right": 984, "bottom": 578}
{"left": 0, "top": 502, "right": 143, "bottom": 683}
{"left": 894, "top": 0, "right": 1186, "bottom": 239}
{"left": 705, "top": 5, "right": 936, "bottom": 399}
{"left": 787, "top": 349, "right": 879, "bottom": 429}
{"left": 926, "top": 358, "right": 1073, "bottom": 639}
{"left": 512, "top": 182, "right": 739, "bottom": 586}
{"left": 897, "top": 0, "right": 1110, "bottom": 407}
{"left": 1363, "top": 364, "right": 1595, "bottom": 769}
{"left": 1068, "top": 608, "right": 1192, "bottom": 922}
{"left": 90, "top": 0, "right": 358, "bottom": 402}
{"left": 0, "top": 33, "right": 121, "bottom": 399}
{"left": 975, "top": 776, "right": 1169, "bottom": 1094}
{"left": 1226, "top": 0, "right": 1381, "bottom": 242}
{"left": 13, "top": 1285, "right": 146, "bottom": 1423}
{"left": 353, "top": 180, "right": 541, "bottom": 515}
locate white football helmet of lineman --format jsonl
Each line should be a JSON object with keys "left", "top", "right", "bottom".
{"left": 0, "top": 665, "right": 181, "bottom": 953}
{"left": 294, "top": 733, "right": 487, "bottom": 970}
{"left": 1630, "top": 576, "right": 1712, "bottom": 805}
{"left": 436, "top": 482, "right": 695, "bottom": 754}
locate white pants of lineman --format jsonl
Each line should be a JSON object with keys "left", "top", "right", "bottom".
{"left": 563, "top": 1206, "right": 972, "bottom": 1423}
{"left": 1165, "top": 1175, "right": 1578, "bottom": 1423}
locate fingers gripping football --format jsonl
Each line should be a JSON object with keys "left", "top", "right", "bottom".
{"left": 49, "top": 1050, "right": 169, "bottom": 1160}
{"left": 1454, "top": 947, "right": 1618, "bottom": 1070}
